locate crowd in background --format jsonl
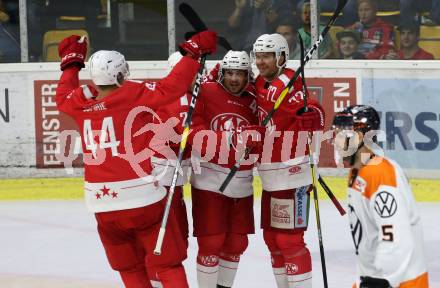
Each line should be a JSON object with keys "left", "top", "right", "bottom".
{"left": 228, "top": 0, "right": 437, "bottom": 60}
{"left": 0, "top": 0, "right": 438, "bottom": 62}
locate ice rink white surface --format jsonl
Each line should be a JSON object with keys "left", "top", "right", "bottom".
{"left": 1, "top": 200, "right": 439, "bottom": 287}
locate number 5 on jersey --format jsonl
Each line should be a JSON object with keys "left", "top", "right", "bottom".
{"left": 83, "top": 117, "right": 120, "bottom": 157}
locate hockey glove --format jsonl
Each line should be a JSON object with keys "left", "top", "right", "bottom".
{"left": 294, "top": 106, "right": 324, "bottom": 132}
{"left": 58, "top": 35, "right": 87, "bottom": 71}
{"left": 179, "top": 30, "right": 217, "bottom": 59}
{"left": 360, "top": 276, "right": 392, "bottom": 288}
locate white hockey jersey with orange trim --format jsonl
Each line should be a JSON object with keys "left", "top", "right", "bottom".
{"left": 348, "top": 157, "right": 429, "bottom": 288}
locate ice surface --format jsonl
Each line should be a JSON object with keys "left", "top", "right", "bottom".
{"left": 0, "top": 200, "right": 438, "bottom": 287}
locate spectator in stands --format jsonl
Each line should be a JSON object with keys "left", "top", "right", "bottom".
{"left": 350, "top": 0, "right": 395, "bottom": 59}
{"left": 336, "top": 29, "right": 365, "bottom": 59}
{"left": 275, "top": 20, "right": 301, "bottom": 59}
{"left": 384, "top": 21, "right": 434, "bottom": 60}
{"left": 292, "top": 0, "right": 358, "bottom": 25}
{"left": 400, "top": 0, "right": 440, "bottom": 25}
{"left": 0, "top": 0, "right": 20, "bottom": 62}
{"left": 228, "top": 0, "right": 292, "bottom": 52}
{"left": 297, "top": 0, "right": 333, "bottom": 59}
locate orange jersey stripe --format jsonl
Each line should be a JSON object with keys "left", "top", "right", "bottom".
{"left": 400, "top": 272, "right": 429, "bottom": 288}
{"left": 358, "top": 157, "right": 397, "bottom": 199}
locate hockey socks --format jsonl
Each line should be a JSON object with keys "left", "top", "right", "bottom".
{"left": 197, "top": 254, "right": 220, "bottom": 287}
{"left": 217, "top": 253, "right": 241, "bottom": 287}
{"left": 271, "top": 253, "right": 289, "bottom": 288}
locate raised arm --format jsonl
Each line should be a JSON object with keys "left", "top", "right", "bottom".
{"left": 55, "top": 35, "right": 89, "bottom": 115}
{"left": 139, "top": 30, "right": 218, "bottom": 109}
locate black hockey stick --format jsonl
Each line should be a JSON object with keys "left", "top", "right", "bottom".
{"left": 154, "top": 3, "right": 210, "bottom": 255}
{"left": 219, "top": 0, "right": 348, "bottom": 192}
{"left": 299, "top": 33, "right": 328, "bottom": 288}
{"left": 319, "top": 175, "right": 346, "bottom": 216}
{"left": 180, "top": 3, "right": 233, "bottom": 50}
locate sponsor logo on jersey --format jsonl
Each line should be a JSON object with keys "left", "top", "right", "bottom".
{"left": 289, "top": 165, "right": 302, "bottom": 175}
{"left": 210, "top": 113, "right": 249, "bottom": 131}
{"left": 270, "top": 198, "right": 295, "bottom": 229}
{"left": 295, "top": 186, "right": 308, "bottom": 228}
{"left": 353, "top": 177, "right": 367, "bottom": 193}
{"left": 198, "top": 255, "right": 219, "bottom": 267}
{"left": 374, "top": 191, "right": 397, "bottom": 218}
{"left": 285, "top": 263, "right": 299, "bottom": 275}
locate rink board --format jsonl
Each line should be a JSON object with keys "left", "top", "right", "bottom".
{"left": 1, "top": 60, "right": 440, "bottom": 179}
{"left": 1, "top": 176, "right": 439, "bottom": 202}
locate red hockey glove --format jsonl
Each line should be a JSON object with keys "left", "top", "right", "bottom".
{"left": 294, "top": 106, "right": 324, "bottom": 132}
{"left": 179, "top": 30, "right": 217, "bottom": 59}
{"left": 58, "top": 35, "right": 87, "bottom": 71}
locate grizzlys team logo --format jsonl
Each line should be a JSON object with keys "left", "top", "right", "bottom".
{"left": 374, "top": 191, "right": 397, "bottom": 218}
{"left": 210, "top": 113, "right": 249, "bottom": 131}
{"left": 285, "top": 263, "right": 299, "bottom": 274}
{"left": 198, "top": 255, "right": 219, "bottom": 267}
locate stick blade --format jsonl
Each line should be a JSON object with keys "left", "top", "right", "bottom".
{"left": 179, "top": 2, "right": 207, "bottom": 31}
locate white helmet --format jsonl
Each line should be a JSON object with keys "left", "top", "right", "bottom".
{"left": 167, "top": 51, "right": 183, "bottom": 73}
{"left": 252, "top": 33, "right": 289, "bottom": 68}
{"left": 89, "top": 50, "right": 129, "bottom": 87}
{"left": 218, "top": 50, "right": 252, "bottom": 95}
{"left": 220, "top": 50, "right": 251, "bottom": 71}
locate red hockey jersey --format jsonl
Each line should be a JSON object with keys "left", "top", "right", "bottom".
{"left": 255, "top": 68, "right": 325, "bottom": 191}
{"left": 190, "top": 81, "right": 259, "bottom": 198}
{"left": 56, "top": 57, "right": 200, "bottom": 212}
{"left": 351, "top": 18, "right": 395, "bottom": 59}
{"left": 150, "top": 91, "right": 204, "bottom": 187}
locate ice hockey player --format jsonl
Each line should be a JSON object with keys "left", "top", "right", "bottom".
{"left": 332, "top": 105, "right": 429, "bottom": 288}
{"left": 190, "top": 50, "right": 261, "bottom": 288}
{"left": 55, "top": 30, "right": 217, "bottom": 288}
{"left": 252, "top": 33, "right": 325, "bottom": 288}
{"left": 147, "top": 51, "right": 199, "bottom": 288}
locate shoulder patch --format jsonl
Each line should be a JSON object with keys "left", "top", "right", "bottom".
{"left": 374, "top": 191, "right": 397, "bottom": 218}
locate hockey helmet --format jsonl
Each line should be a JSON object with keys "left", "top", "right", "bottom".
{"left": 221, "top": 50, "right": 251, "bottom": 71}
{"left": 251, "top": 33, "right": 289, "bottom": 68}
{"left": 89, "top": 50, "right": 129, "bottom": 87}
{"left": 218, "top": 50, "right": 252, "bottom": 95}
{"left": 333, "top": 105, "right": 381, "bottom": 134}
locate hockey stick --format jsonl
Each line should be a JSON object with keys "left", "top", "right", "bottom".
{"left": 319, "top": 175, "right": 346, "bottom": 216}
{"left": 299, "top": 33, "right": 328, "bottom": 288}
{"left": 180, "top": 3, "right": 233, "bottom": 50}
{"left": 154, "top": 3, "right": 210, "bottom": 255}
{"left": 219, "top": 0, "right": 348, "bottom": 192}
